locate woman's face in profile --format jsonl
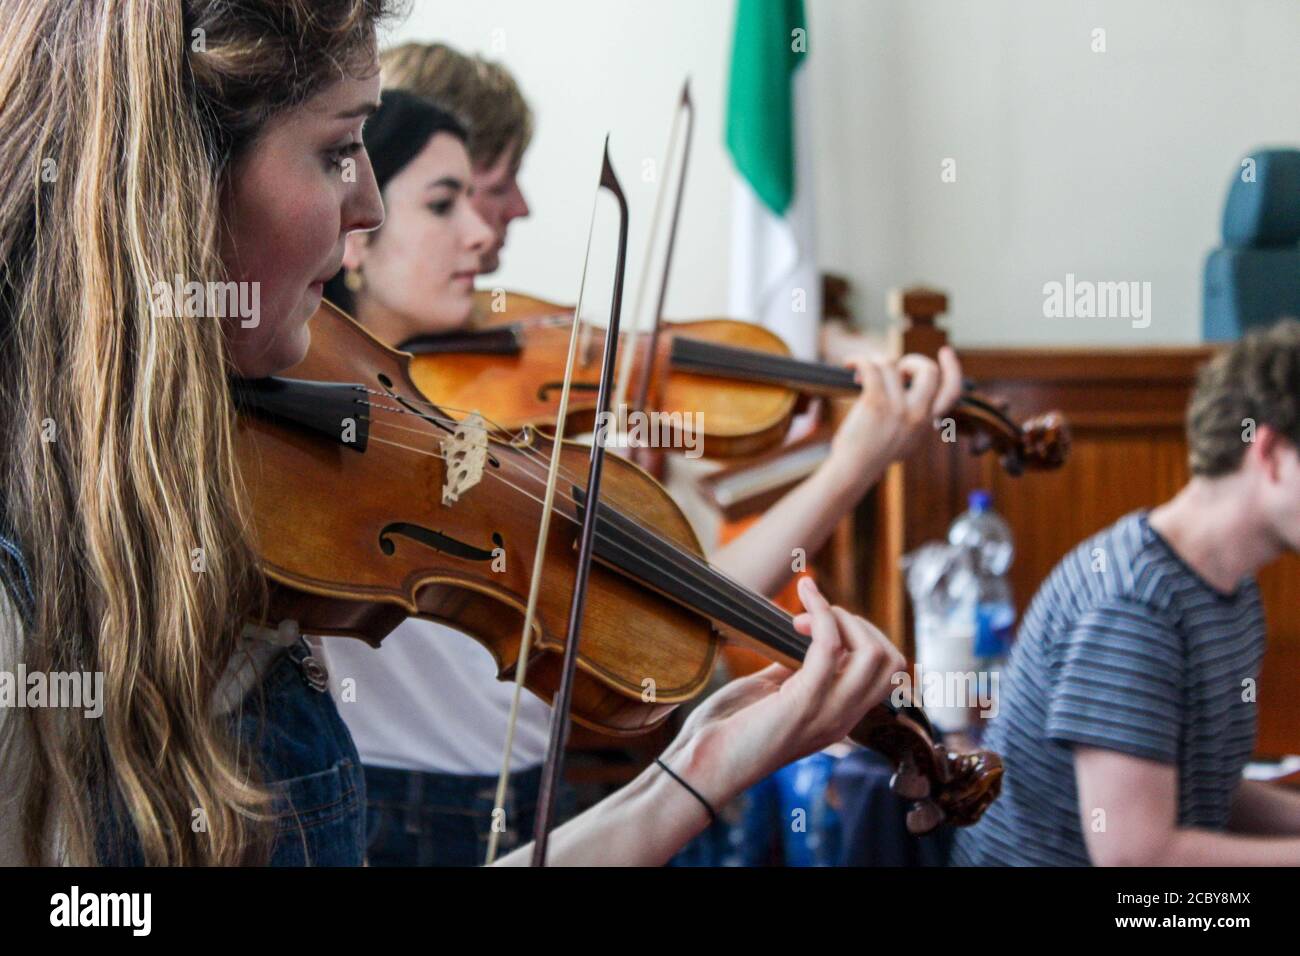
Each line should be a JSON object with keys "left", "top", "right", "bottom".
{"left": 342, "top": 132, "right": 495, "bottom": 337}
{"left": 219, "top": 63, "right": 386, "bottom": 378}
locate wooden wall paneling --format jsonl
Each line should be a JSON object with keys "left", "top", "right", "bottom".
{"left": 944, "top": 348, "right": 1300, "bottom": 754}
{"left": 833, "top": 297, "right": 1298, "bottom": 754}
{"left": 1255, "top": 554, "right": 1300, "bottom": 755}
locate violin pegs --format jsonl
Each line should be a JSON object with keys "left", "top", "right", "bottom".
{"left": 906, "top": 800, "right": 947, "bottom": 835}
{"left": 889, "top": 760, "right": 932, "bottom": 801}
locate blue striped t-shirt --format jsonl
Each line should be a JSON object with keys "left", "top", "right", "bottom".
{"left": 950, "top": 510, "right": 1265, "bottom": 866}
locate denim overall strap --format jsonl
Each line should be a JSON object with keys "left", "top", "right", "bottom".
{"left": 0, "top": 523, "right": 35, "bottom": 627}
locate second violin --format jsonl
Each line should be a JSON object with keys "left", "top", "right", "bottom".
{"left": 402, "top": 290, "right": 1071, "bottom": 473}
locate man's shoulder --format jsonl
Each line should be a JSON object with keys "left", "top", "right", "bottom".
{"left": 1022, "top": 512, "right": 1188, "bottom": 644}
{"left": 1047, "top": 511, "right": 1172, "bottom": 604}
{"left": 1035, "top": 509, "right": 1263, "bottom": 645}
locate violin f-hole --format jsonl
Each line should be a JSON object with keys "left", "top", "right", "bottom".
{"left": 537, "top": 381, "right": 600, "bottom": 402}
{"left": 378, "top": 524, "right": 504, "bottom": 562}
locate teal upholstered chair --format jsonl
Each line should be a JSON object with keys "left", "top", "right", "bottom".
{"left": 1203, "top": 148, "right": 1300, "bottom": 341}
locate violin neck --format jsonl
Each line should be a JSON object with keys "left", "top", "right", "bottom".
{"left": 669, "top": 337, "right": 860, "bottom": 397}
{"left": 574, "top": 488, "right": 811, "bottom": 667}
{"left": 670, "top": 337, "right": 1006, "bottom": 436}
{"left": 400, "top": 326, "right": 524, "bottom": 356}
{"left": 580, "top": 493, "right": 916, "bottom": 747}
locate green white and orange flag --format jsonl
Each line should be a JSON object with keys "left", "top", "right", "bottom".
{"left": 726, "top": 0, "right": 819, "bottom": 360}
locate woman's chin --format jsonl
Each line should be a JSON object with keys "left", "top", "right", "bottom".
{"left": 445, "top": 290, "right": 476, "bottom": 328}
{"left": 276, "top": 322, "right": 313, "bottom": 374}
{"left": 234, "top": 323, "right": 311, "bottom": 379}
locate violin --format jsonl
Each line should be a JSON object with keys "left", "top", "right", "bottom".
{"left": 232, "top": 299, "right": 1003, "bottom": 834}
{"left": 406, "top": 299, "right": 801, "bottom": 459}
{"left": 403, "top": 289, "right": 1071, "bottom": 473}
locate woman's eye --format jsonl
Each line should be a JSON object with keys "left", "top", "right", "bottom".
{"left": 426, "top": 200, "right": 454, "bottom": 217}
{"left": 326, "top": 141, "right": 363, "bottom": 170}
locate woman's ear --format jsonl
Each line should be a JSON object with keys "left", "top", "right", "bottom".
{"left": 342, "top": 231, "right": 370, "bottom": 272}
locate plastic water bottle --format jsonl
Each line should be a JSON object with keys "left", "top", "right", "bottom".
{"left": 947, "top": 491, "right": 1016, "bottom": 670}
{"left": 904, "top": 543, "right": 980, "bottom": 732}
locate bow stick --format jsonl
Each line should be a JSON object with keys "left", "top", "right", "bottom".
{"left": 613, "top": 78, "right": 695, "bottom": 419}
{"left": 482, "top": 138, "right": 631, "bottom": 866}
{"left": 531, "top": 141, "right": 631, "bottom": 865}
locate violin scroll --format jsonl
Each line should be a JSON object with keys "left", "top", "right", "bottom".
{"left": 1011, "top": 411, "right": 1072, "bottom": 474}
{"left": 851, "top": 702, "right": 1004, "bottom": 833}
{"left": 954, "top": 393, "right": 1072, "bottom": 476}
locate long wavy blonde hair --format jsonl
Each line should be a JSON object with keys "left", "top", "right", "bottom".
{"left": 0, "top": 0, "right": 392, "bottom": 865}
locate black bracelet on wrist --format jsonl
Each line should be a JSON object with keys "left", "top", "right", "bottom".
{"left": 655, "top": 757, "right": 717, "bottom": 825}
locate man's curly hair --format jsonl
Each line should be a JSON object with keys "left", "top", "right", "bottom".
{"left": 1187, "top": 318, "right": 1300, "bottom": 476}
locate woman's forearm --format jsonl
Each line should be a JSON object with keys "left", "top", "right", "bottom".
{"left": 493, "top": 725, "right": 725, "bottom": 867}
{"left": 710, "top": 460, "right": 877, "bottom": 597}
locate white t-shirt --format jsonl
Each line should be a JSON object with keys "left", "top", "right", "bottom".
{"left": 321, "top": 618, "right": 553, "bottom": 776}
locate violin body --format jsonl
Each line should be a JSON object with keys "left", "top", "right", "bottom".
{"left": 234, "top": 301, "right": 1002, "bottom": 829}
{"left": 237, "top": 303, "right": 717, "bottom": 735}
{"left": 410, "top": 306, "right": 798, "bottom": 459}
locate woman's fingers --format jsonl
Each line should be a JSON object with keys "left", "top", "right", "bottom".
{"left": 875, "top": 361, "right": 905, "bottom": 412}
{"left": 897, "top": 354, "right": 940, "bottom": 423}
{"left": 831, "top": 606, "right": 905, "bottom": 697}
{"left": 931, "top": 345, "right": 964, "bottom": 418}
{"left": 788, "top": 580, "right": 906, "bottom": 749}
{"left": 802, "top": 606, "right": 905, "bottom": 744}
{"left": 794, "top": 577, "right": 844, "bottom": 691}
{"left": 846, "top": 356, "right": 887, "bottom": 409}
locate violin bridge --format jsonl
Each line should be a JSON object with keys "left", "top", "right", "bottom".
{"left": 441, "top": 412, "right": 488, "bottom": 505}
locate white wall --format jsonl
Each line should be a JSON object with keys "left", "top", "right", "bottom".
{"left": 387, "top": 0, "right": 1300, "bottom": 346}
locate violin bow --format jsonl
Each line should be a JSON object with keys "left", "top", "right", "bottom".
{"left": 613, "top": 78, "right": 694, "bottom": 417}
{"left": 482, "top": 138, "right": 631, "bottom": 866}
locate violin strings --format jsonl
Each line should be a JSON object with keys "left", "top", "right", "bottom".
{"left": 364, "top": 398, "right": 800, "bottom": 625}
{"left": 365, "top": 420, "right": 805, "bottom": 655}
{"left": 360, "top": 386, "right": 1023, "bottom": 627}
{"left": 364, "top": 403, "right": 801, "bottom": 635}
{"left": 391, "top": 324, "right": 1028, "bottom": 455}
{"left": 365, "top": 422, "right": 810, "bottom": 661}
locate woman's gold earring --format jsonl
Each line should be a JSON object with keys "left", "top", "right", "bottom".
{"left": 343, "top": 268, "right": 365, "bottom": 293}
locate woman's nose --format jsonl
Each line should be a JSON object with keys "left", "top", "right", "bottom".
{"left": 507, "top": 183, "right": 530, "bottom": 222}
{"left": 466, "top": 209, "right": 495, "bottom": 252}
{"left": 344, "top": 152, "right": 385, "bottom": 233}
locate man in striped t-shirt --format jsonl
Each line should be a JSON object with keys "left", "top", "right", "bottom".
{"left": 953, "top": 319, "right": 1300, "bottom": 866}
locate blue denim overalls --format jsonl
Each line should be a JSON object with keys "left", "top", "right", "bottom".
{"left": 0, "top": 525, "right": 366, "bottom": 866}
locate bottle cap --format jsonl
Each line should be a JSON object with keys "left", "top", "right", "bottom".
{"left": 969, "top": 490, "right": 992, "bottom": 513}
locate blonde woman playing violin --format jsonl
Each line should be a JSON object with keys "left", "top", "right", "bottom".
{"left": 0, "top": 0, "right": 903, "bottom": 867}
